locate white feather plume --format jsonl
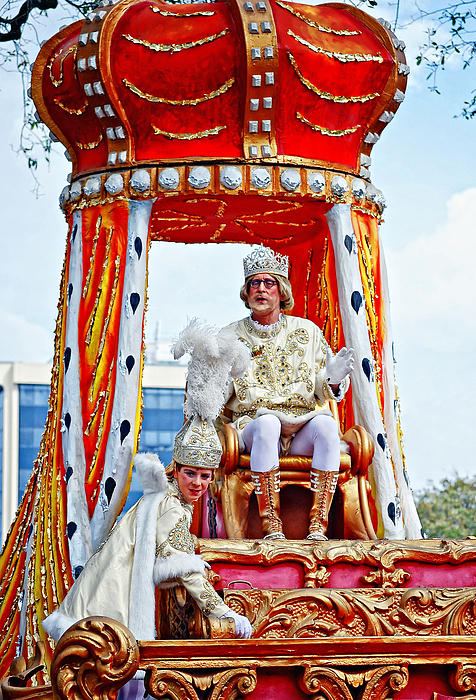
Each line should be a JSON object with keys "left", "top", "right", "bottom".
{"left": 171, "top": 318, "right": 250, "bottom": 421}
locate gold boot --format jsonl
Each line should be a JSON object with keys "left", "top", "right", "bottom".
{"left": 307, "top": 469, "right": 339, "bottom": 541}
{"left": 251, "top": 468, "right": 286, "bottom": 540}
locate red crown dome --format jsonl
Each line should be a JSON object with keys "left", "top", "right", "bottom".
{"left": 32, "top": 0, "right": 407, "bottom": 182}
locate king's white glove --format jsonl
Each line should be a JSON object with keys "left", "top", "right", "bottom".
{"left": 326, "top": 347, "right": 355, "bottom": 385}
{"left": 220, "top": 609, "right": 252, "bottom": 639}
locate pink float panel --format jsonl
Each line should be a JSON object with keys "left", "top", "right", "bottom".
{"left": 396, "top": 666, "right": 457, "bottom": 700}
{"left": 212, "top": 562, "right": 304, "bottom": 590}
{"left": 247, "top": 669, "right": 309, "bottom": 700}
{"left": 399, "top": 561, "right": 476, "bottom": 588}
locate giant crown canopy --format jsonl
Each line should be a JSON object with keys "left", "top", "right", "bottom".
{"left": 32, "top": 0, "right": 407, "bottom": 212}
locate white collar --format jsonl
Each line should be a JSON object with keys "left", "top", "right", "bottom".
{"left": 249, "top": 313, "right": 282, "bottom": 332}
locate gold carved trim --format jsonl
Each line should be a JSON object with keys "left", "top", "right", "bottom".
{"left": 150, "top": 6, "right": 215, "bottom": 16}
{"left": 123, "top": 28, "right": 229, "bottom": 53}
{"left": 152, "top": 125, "right": 227, "bottom": 140}
{"left": 123, "top": 77, "right": 235, "bottom": 105}
{"left": 198, "top": 538, "right": 476, "bottom": 590}
{"left": 275, "top": 1, "right": 361, "bottom": 35}
{"left": 287, "top": 51, "right": 380, "bottom": 103}
{"left": 296, "top": 111, "right": 361, "bottom": 136}
{"left": 223, "top": 586, "right": 476, "bottom": 639}
{"left": 288, "top": 29, "right": 384, "bottom": 63}
{"left": 146, "top": 667, "right": 257, "bottom": 700}
{"left": 50, "top": 617, "right": 139, "bottom": 700}
{"left": 299, "top": 664, "right": 409, "bottom": 700}
{"left": 450, "top": 662, "right": 476, "bottom": 693}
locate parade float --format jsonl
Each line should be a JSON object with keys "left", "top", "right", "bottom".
{"left": 2, "top": 1, "right": 476, "bottom": 699}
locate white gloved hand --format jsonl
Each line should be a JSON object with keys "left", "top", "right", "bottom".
{"left": 220, "top": 609, "right": 252, "bottom": 639}
{"left": 326, "top": 347, "right": 355, "bottom": 385}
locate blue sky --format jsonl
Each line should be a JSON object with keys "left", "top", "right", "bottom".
{"left": 0, "top": 0, "right": 475, "bottom": 493}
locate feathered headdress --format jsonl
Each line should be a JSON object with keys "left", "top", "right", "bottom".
{"left": 171, "top": 319, "right": 250, "bottom": 468}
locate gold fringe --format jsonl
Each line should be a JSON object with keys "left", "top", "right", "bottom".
{"left": 85, "top": 225, "right": 114, "bottom": 346}
{"left": 287, "top": 51, "right": 380, "bottom": 103}
{"left": 296, "top": 111, "right": 360, "bottom": 136}
{"left": 123, "top": 76, "right": 234, "bottom": 105}
{"left": 123, "top": 27, "right": 229, "bottom": 53}
{"left": 96, "top": 256, "right": 122, "bottom": 361}
{"left": 276, "top": 1, "right": 361, "bottom": 35}
{"left": 88, "top": 362, "right": 114, "bottom": 482}
{"left": 83, "top": 216, "right": 102, "bottom": 298}
{"left": 89, "top": 258, "right": 121, "bottom": 397}
{"left": 288, "top": 29, "right": 384, "bottom": 63}
{"left": 85, "top": 390, "right": 105, "bottom": 433}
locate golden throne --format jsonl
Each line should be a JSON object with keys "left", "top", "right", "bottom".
{"left": 212, "top": 402, "right": 377, "bottom": 541}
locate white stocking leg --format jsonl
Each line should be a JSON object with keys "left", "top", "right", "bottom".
{"left": 242, "top": 414, "right": 281, "bottom": 473}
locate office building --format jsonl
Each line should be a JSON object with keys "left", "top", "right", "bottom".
{"left": 0, "top": 355, "right": 186, "bottom": 543}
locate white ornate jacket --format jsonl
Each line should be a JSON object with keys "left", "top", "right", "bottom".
{"left": 223, "top": 315, "right": 349, "bottom": 434}
{"left": 42, "top": 453, "right": 228, "bottom": 642}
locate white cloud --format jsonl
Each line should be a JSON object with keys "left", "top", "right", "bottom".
{"left": 387, "top": 187, "right": 476, "bottom": 345}
{"left": 384, "top": 187, "right": 476, "bottom": 491}
{"left": 0, "top": 309, "right": 53, "bottom": 362}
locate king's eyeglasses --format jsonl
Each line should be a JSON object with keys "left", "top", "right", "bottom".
{"left": 249, "top": 279, "right": 277, "bottom": 289}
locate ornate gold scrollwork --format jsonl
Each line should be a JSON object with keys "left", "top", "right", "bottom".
{"left": 0, "top": 643, "right": 51, "bottom": 700}
{"left": 146, "top": 668, "right": 200, "bottom": 700}
{"left": 200, "top": 538, "right": 476, "bottom": 591}
{"left": 398, "top": 588, "right": 476, "bottom": 636}
{"left": 361, "top": 665, "right": 409, "bottom": 700}
{"left": 50, "top": 616, "right": 140, "bottom": 700}
{"left": 449, "top": 662, "right": 476, "bottom": 693}
{"left": 222, "top": 586, "right": 476, "bottom": 639}
{"left": 299, "top": 665, "right": 409, "bottom": 700}
{"left": 208, "top": 668, "right": 258, "bottom": 700}
{"left": 145, "top": 667, "right": 257, "bottom": 700}
{"left": 299, "top": 665, "right": 353, "bottom": 700}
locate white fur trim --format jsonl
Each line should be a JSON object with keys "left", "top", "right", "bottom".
{"left": 42, "top": 609, "right": 77, "bottom": 642}
{"left": 128, "top": 490, "right": 163, "bottom": 640}
{"left": 133, "top": 453, "right": 168, "bottom": 496}
{"left": 154, "top": 553, "right": 206, "bottom": 586}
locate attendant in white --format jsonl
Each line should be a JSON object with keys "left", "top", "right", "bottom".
{"left": 43, "top": 322, "right": 252, "bottom": 644}
{"left": 222, "top": 245, "right": 354, "bottom": 541}
{"left": 42, "top": 454, "right": 251, "bottom": 643}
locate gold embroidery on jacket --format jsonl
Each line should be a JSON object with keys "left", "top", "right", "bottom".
{"left": 200, "top": 580, "right": 224, "bottom": 617}
{"left": 156, "top": 515, "right": 195, "bottom": 558}
{"left": 235, "top": 328, "right": 314, "bottom": 403}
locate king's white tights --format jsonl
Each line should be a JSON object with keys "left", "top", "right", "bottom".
{"left": 242, "top": 413, "right": 340, "bottom": 474}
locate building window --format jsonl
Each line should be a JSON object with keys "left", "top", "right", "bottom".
{"left": 19, "top": 385, "right": 49, "bottom": 503}
{"left": 16, "top": 385, "right": 184, "bottom": 515}
{"left": 122, "top": 387, "right": 184, "bottom": 512}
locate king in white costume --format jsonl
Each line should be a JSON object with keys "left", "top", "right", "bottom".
{"left": 222, "top": 246, "right": 355, "bottom": 541}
